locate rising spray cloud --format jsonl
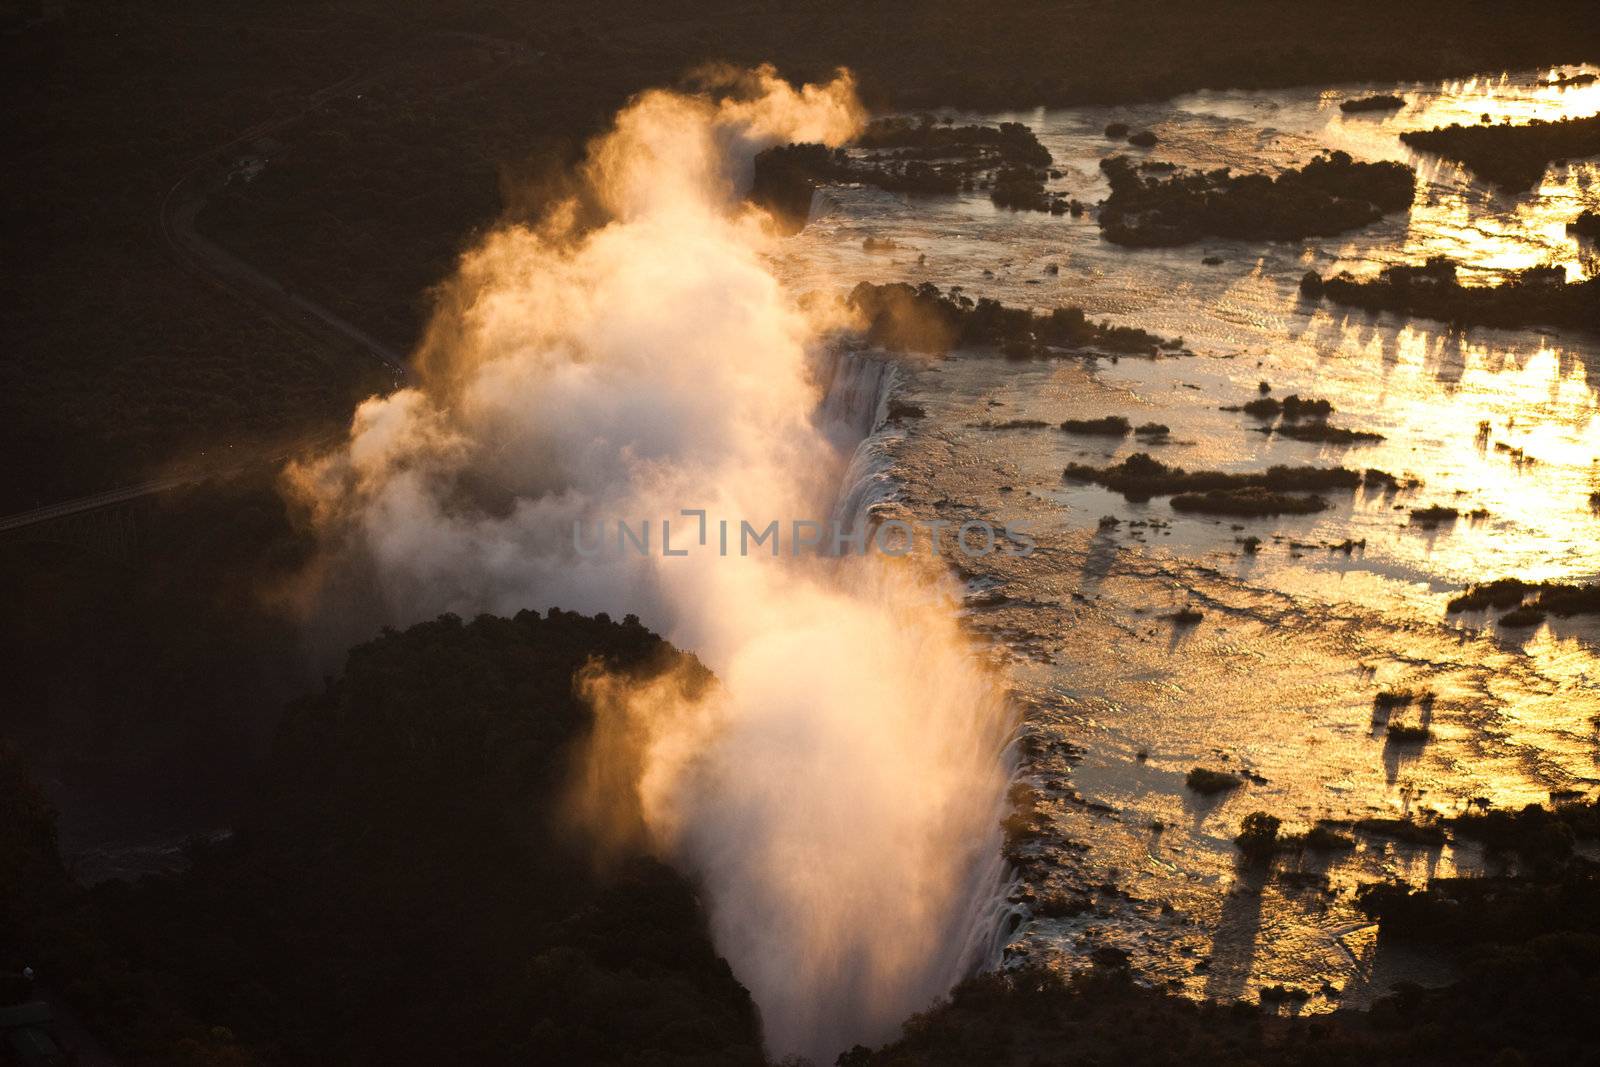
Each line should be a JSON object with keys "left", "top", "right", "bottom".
{"left": 284, "top": 66, "right": 1015, "bottom": 1061}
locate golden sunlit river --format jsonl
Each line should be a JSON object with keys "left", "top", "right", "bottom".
{"left": 775, "top": 65, "right": 1600, "bottom": 1009}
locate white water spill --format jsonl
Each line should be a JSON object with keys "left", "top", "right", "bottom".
{"left": 772, "top": 66, "right": 1600, "bottom": 1009}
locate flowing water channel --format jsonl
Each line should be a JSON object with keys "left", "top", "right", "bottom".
{"left": 778, "top": 64, "right": 1600, "bottom": 1009}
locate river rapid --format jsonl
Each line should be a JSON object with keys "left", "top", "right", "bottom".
{"left": 775, "top": 64, "right": 1600, "bottom": 1009}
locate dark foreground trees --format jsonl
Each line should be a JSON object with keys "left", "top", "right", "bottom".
{"left": 1, "top": 611, "right": 761, "bottom": 1067}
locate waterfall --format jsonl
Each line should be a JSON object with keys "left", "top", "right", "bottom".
{"left": 815, "top": 346, "right": 1026, "bottom": 984}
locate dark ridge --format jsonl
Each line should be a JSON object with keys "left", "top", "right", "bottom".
{"left": 1097, "top": 150, "right": 1415, "bottom": 247}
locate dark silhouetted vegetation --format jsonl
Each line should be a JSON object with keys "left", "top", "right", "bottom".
{"left": 1234, "top": 811, "right": 1282, "bottom": 859}
{"left": 855, "top": 116, "right": 1051, "bottom": 167}
{"left": 1171, "top": 488, "right": 1330, "bottom": 515}
{"left": 1267, "top": 422, "right": 1384, "bottom": 444}
{"left": 853, "top": 855, "right": 1600, "bottom": 1066}
{"left": 1374, "top": 688, "right": 1432, "bottom": 710}
{"left": 1307, "top": 255, "right": 1600, "bottom": 330}
{"left": 1446, "top": 578, "right": 1600, "bottom": 618}
{"left": 1302, "top": 823, "right": 1357, "bottom": 851}
{"left": 1569, "top": 209, "right": 1600, "bottom": 242}
{"left": 1063, "top": 451, "right": 1362, "bottom": 505}
{"left": 0, "top": 612, "right": 763, "bottom": 1066}
{"left": 1340, "top": 94, "right": 1405, "bottom": 113}
{"left": 1228, "top": 393, "right": 1381, "bottom": 443}
{"left": 1059, "top": 416, "right": 1132, "bottom": 436}
{"left": 1498, "top": 605, "right": 1547, "bottom": 627}
{"left": 1409, "top": 504, "right": 1460, "bottom": 527}
{"left": 847, "top": 282, "right": 1177, "bottom": 357}
{"left": 1233, "top": 393, "right": 1335, "bottom": 421}
{"left": 1352, "top": 815, "right": 1447, "bottom": 846}
{"left": 1399, "top": 111, "right": 1600, "bottom": 189}
{"left": 1185, "top": 767, "right": 1243, "bottom": 795}
{"left": 752, "top": 118, "right": 1064, "bottom": 229}
{"left": 1097, "top": 151, "right": 1415, "bottom": 247}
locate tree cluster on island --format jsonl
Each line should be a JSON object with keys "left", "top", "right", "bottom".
{"left": 844, "top": 282, "right": 1180, "bottom": 359}
{"left": 750, "top": 117, "right": 1071, "bottom": 232}
{"left": 1096, "top": 151, "right": 1416, "bottom": 247}
{"left": 1301, "top": 255, "right": 1600, "bottom": 331}
{"left": 1399, "top": 111, "right": 1600, "bottom": 190}
{"left": 1339, "top": 93, "right": 1406, "bottom": 113}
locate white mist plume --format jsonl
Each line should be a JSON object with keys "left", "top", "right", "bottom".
{"left": 286, "top": 66, "right": 1015, "bottom": 1061}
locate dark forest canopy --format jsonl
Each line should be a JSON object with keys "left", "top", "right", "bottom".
{"left": 1, "top": 610, "right": 762, "bottom": 1067}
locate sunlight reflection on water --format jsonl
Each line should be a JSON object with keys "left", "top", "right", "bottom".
{"left": 774, "top": 65, "right": 1600, "bottom": 1006}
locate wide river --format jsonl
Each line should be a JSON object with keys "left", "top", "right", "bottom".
{"left": 775, "top": 65, "right": 1600, "bottom": 1008}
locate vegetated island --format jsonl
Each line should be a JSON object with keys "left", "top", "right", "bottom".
{"left": 1340, "top": 93, "right": 1406, "bottom": 113}
{"left": 1570, "top": 209, "right": 1600, "bottom": 242}
{"left": 846, "top": 281, "right": 1183, "bottom": 358}
{"left": 1300, "top": 256, "right": 1600, "bottom": 331}
{"left": 1445, "top": 577, "right": 1600, "bottom": 628}
{"left": 1062, "top": 451, "right": 1379, "bottom": 515}
{"left": 1096, "top": 150, "right": 1415, "bottom": 247}
{"left": 1398, "top": 111, "right": 1600, "bottom": 190}
{"left": 1221, "top": 392, "right": 1385, "bottom": 443}
{"left": 752, "top": 117, "right": 1069, "bottom": 232}
{"left": 1547, "top": 70, "right": 1599, "bottom": 88}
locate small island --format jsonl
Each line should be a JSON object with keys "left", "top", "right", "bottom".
{"left": 1399, "top": 111, "right": 1600, "bottom": 190}
{"left": 1301, "top": 256, "right": 1600, "bottom": 331}
{"left": 847, "top": 281, "right": 1180, "bottom": 358}
{"left": 1340, "top": 93, "right": 1406, "bottom": 113}
{"left": 751, "top": 117, "right": 1064, "bottom": 231}
{"left": 1097, "top": 150, "right": 1415, "bottom": 247}
{"left": 1063, "top": 451, "right": 1371, "bottom": 515}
